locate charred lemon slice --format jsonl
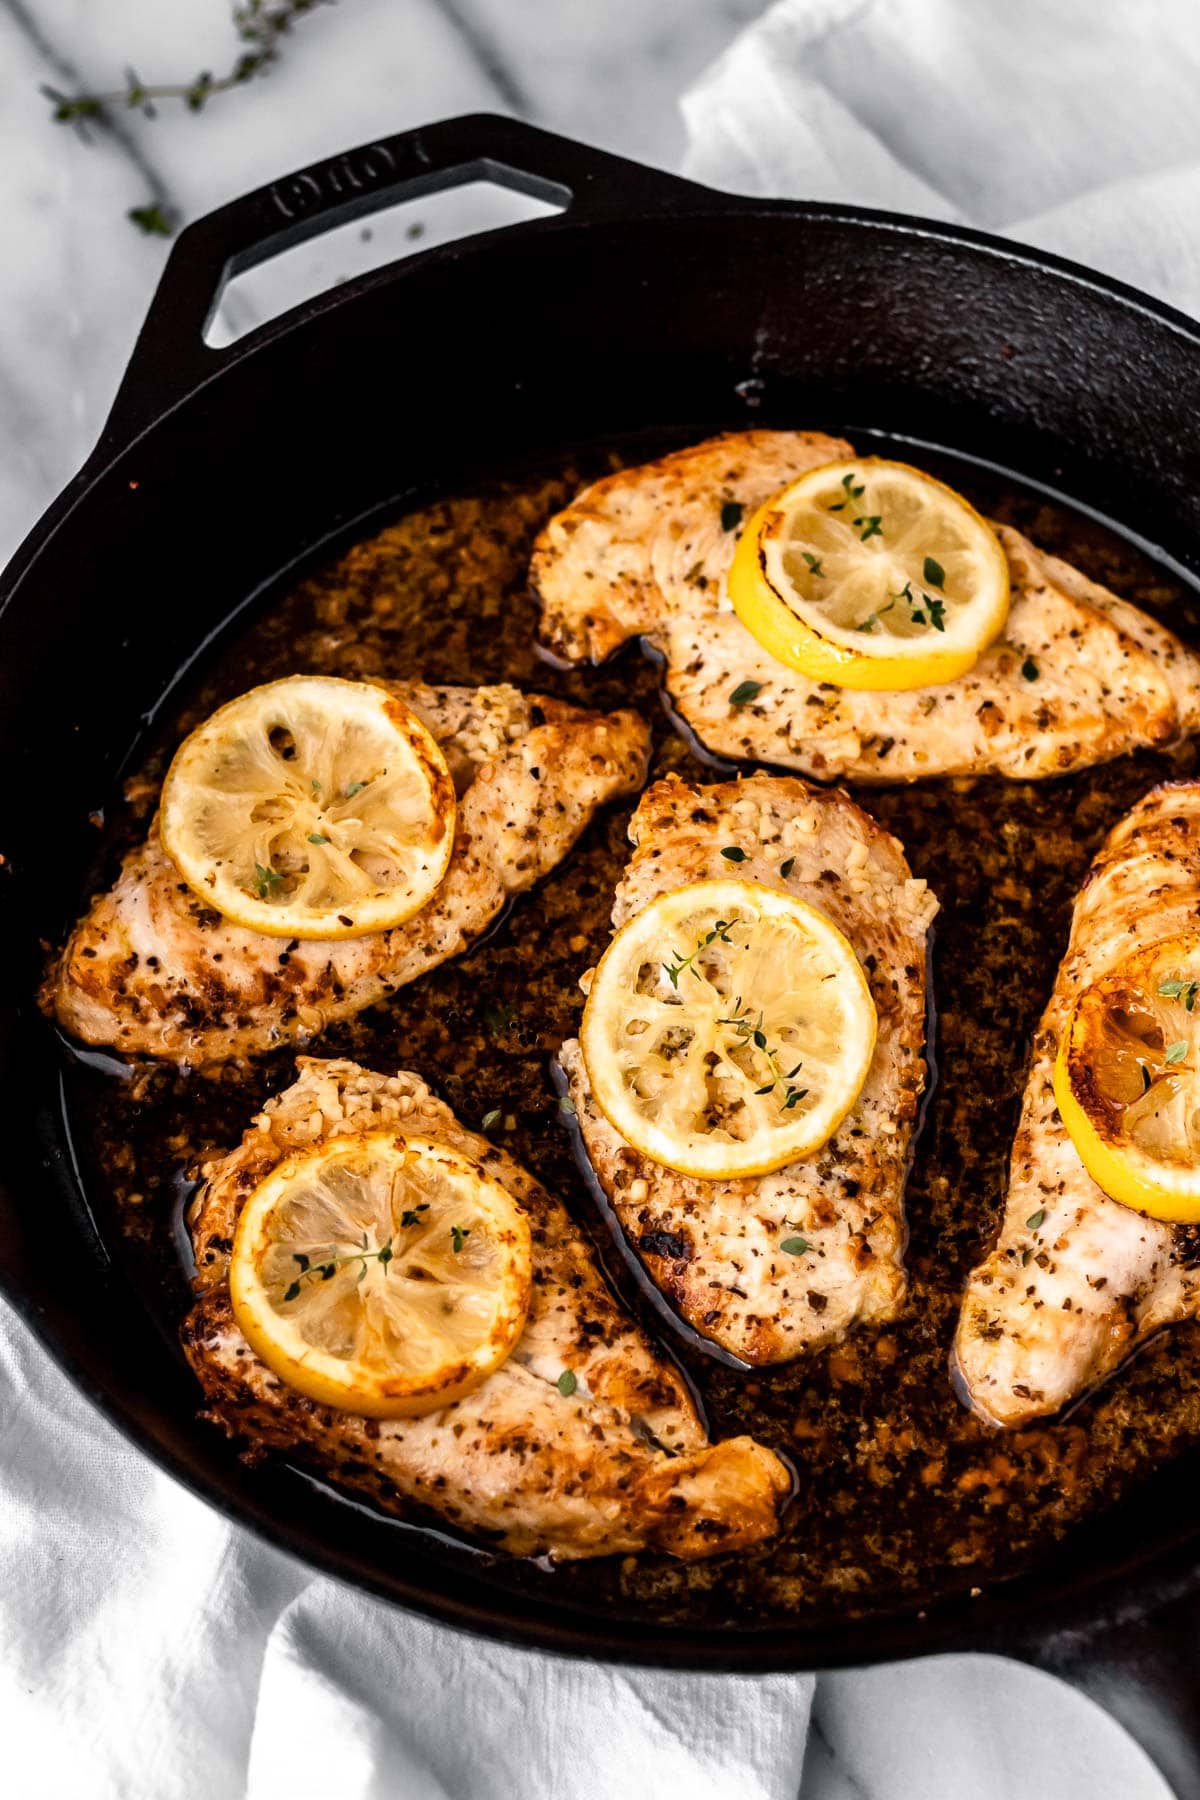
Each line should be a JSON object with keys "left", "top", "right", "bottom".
{"left": 160, "top": 676, "right": 456, "bottom": 939}
{"left": 579, "top": 879, "right": 877, "bottom": 1179}
{"left": 728, "top": 458, "right": 1009, "bottom": 690}
{"left": 229, "top": 1131, "right": 533, "bottom": 1417}
{"left": 1054, "top": 934, "right": 1200, "bottom": 1221}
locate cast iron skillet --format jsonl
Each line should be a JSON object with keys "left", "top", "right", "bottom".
{"left": 4, "top": 113, "right": 1200, "bottom": 1795}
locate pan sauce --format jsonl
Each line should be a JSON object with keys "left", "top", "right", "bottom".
{"left": 60, "top": 442, "right": 1200, "bottom": 1628}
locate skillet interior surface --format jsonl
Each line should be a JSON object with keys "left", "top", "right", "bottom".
{"left": 5, "top": 118, "right": 1200, "bottom": 1669}
{"left": 47, "top": 428, "right": 1200, "bottom": 1642}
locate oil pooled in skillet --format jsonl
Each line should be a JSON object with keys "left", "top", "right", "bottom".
{"left": 59, "top": 444, "right": 1200, "bottom": 1629}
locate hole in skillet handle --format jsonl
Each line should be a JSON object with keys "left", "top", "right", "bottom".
{"left": 97, "top": 113, "right": 717, "bottom": 457}
{"left": 206, "top": 180, "right": 564, "bottom": 348}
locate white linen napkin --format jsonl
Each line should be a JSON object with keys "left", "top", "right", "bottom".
{"left": 1, "top": 2, "right": 1193, "bottom": 1796}
{"left": 681, "top": 0, "right": 1200, "bottom": 319}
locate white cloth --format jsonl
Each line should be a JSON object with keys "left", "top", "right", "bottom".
{"left": 681, "top": 0, "right": 1200, "bottom": 320}
{"left": 1, "top": 2, "right": 1193, "bottom": 1796}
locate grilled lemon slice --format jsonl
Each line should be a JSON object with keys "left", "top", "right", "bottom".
{"left": 1054, "top": 934, "right": 1200, "bottom": 1222}
{"left": 229, "top": 1131, "right": 533, "bottom": 1417}
{"left": 728, "top": 458, "right": 1009, "bottom": 690}
{"left": 160, "top": 676, "right": 456, "bottom": 939}
{"left": 579, "top": 879, "right": 877, "bottom": 1179}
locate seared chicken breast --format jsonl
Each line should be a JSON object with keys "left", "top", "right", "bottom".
{"left": 46, "top": 683, "right": 649, "bottom": 1065}
{"left": 956, "top": 782, "right": 1200, "bottom": 1426}
{"left": 182, "top": 1057, "right": 791, "bottom": 1559}
{"left": 559, "top": 773, "right": 937, "bottom": 1363}
{"left": 532, "top": 431, "right": 1200, "bottom": 782}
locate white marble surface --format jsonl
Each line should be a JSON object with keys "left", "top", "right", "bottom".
{"left": 0, "top": 4, "right": 1179, "bottom": 1797}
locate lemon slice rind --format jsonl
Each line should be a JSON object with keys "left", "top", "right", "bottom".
{"left": 728, "top": 458, "right": 1010, "bottom": 692}
{"left": 579, "top": 879, "right": 877, "bottom": 1180}
{"left": 1054, "top": 933, "right": 1200, "bottom": 1222}
{"left": 160, "top": 676, "right": 457, "bottom": 940}
{"left": 229, "top": 1131, "right": 533, "bottom": 1417}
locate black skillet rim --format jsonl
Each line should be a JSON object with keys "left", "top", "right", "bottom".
{"left": 4, "top": 115, "right": 1200, "bottom": 1674}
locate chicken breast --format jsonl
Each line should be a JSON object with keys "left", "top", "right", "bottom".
{"left": 182, "top": 1056, "right": 790, "bottom": 1560}
{"left": 559, "top": 773, "right": 937, "bottom": 1363}
{"left": 46, "top": 683, "right": 649, "bottom": 1066}
{"left": 532, "top": 431, "right": 1200, "bottom": 783}
{"left": 955, "top": 781, "right": 1200, "bottom": 1426}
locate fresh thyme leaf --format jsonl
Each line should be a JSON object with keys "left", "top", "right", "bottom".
{"left": 854, "top": 513, "right": 883, "bottom": 542}
{"left": 253, "top": 862, "right": 285, "bottom": 898}
{"left": 1159, "top": 979, "right": 1200, "bottom": 1013}
{"left": 729, "top": 679, "right": 764, "bottom": 707}
{"left": 780, "top": 857, "right": 795, "bottom": 878}
{"left": 307, "top": 832, "right": 328, "bottom": 845}
{"left": 923, "top": 556, "right": 945, "bottom": 588}
{"left": 1166, "top": 1040, "right": 1189, "bottom": 1064}
{"left": 343, "top": 780, "right": 365, "bottom": 797}
{"left": 128, "top": 202, "right": 174, "bottom": 237}
{"left": 293, "top": 1252, "right": 310, "bottom": 1272}
{"left": 720, "top": 845, "right": 748, "bottom": 862}
{"left": 802, "top": 552, "right": 825, "bottom": 577}
{"left": 283, "top": 1280, "right": 301, "bottom": 1302}
{"left": 926, "top": 596, "right": 947, "bottom": 633}
{"left": 481, "top": 1108, "right": 502, "bottom": 1131}
{"left": 400, "top": 1205, "right": 428, "bottom": 1227}
{"left": 720, "top": 500, "right": 744, "bottom": 533}
{"left": 450, "top": 1224, "right": 471, "bottom": 1254}
{"left": 855, "top": 614, "right": 878, "bottom": 633}
{"left": 559, "top": 1095, "right": 578, "bottom": 1117}
{"left": 1026, "top": 1209, "right": 1046, "bottom": 1230}
{"left": 780, "top": 1236, "right": 809, "bottom": 1256}
{"left": 556, "top": 1369, "right": 578, "bottom": 1397}
{"left": 829, "top": 472, "right": 865, "bottom": 512}
{"left": 1021, "top": 657, "right": 1039, "bottom": 682}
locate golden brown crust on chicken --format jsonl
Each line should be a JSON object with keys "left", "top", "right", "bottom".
{"left": 532, "top": 431, "right": 1200, "bottom": 783}
{"left": 559, "top": 773, "right": 937, "bottom": 1364}
{"left": 955, "top": 782, "right": 1200, "bottom": 1427}
{"left": 182, "top": 1057, "right": 790, "bottom": 1559}
{"left": 46, "top": 684, "right": 650, "bottom": 1066}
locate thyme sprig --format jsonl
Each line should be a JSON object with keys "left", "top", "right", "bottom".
{"left": 1159, "top": 978, "right": 1200, "bottom": 1012}
{"left": 663, "top": 919, "right": 738, "bottom": 989}
{"left": 828, "top": 471, "right": 881, "bottom": 541}
{"left": 43, "top": 2, "right": 334, "bottom": 133}
{"left": 717, "top": 1002, "right": 808, "bottom": 1110}
{"left": 283, "top": 1233, "right": 393, "bottom": 1302}
{"left": 856, "top": 581, "right": 946, "bottom": 635}
{"left": 254, "top": 862, "right": 286, "bottom": 898}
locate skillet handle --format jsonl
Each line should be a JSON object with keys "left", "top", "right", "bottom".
{"left": 98, "top": 113, "right": 712, "bottom": 454}
{"left": 1013, "top": 1585, "right": 1200, "bottom": 1798}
